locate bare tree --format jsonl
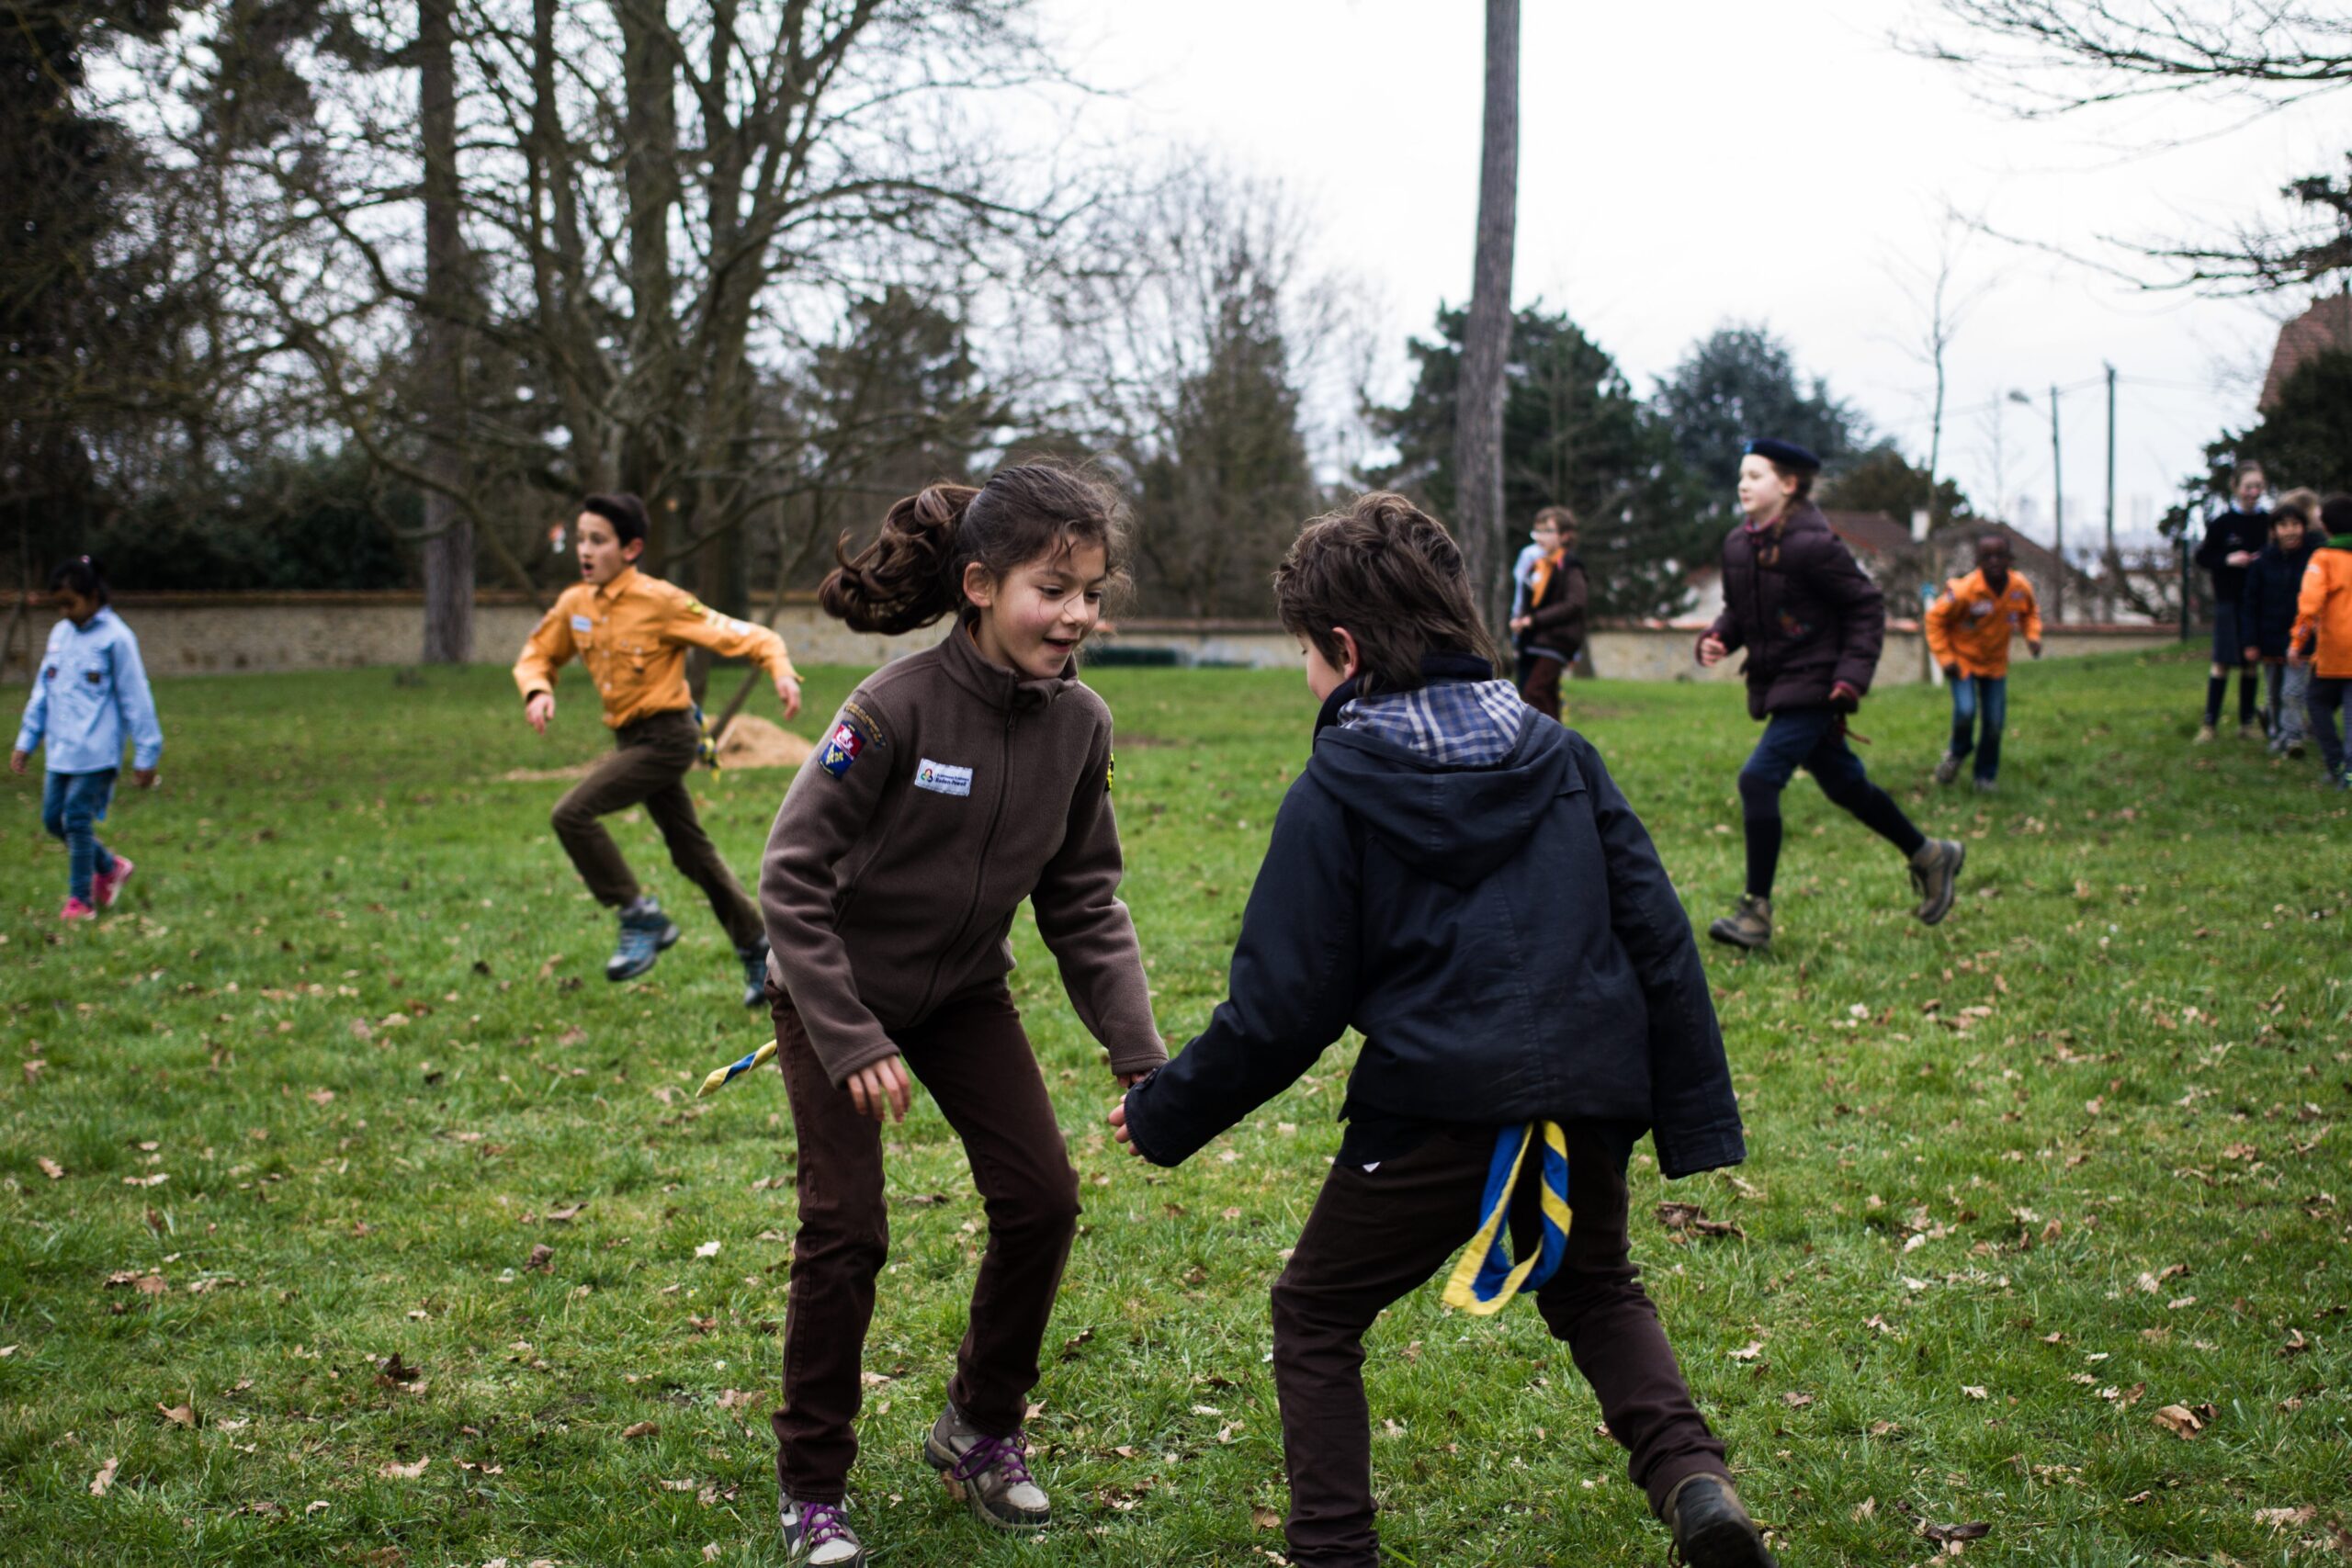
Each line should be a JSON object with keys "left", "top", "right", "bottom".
{"left": 1887, "top": 214, "right": 1993, "bottom": 534}
{"left": 1453, "top": 0, "right": 1519, "bottom": 631}
{"left": 417, "top": 0, "right": 473, "bottom": 662}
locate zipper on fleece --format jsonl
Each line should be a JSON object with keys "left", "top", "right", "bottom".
{"left": 911, "top": 701, "right": 1019, "bottom": 1020}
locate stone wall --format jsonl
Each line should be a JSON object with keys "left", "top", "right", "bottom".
{"left": 0, "top": 592, "right": 2186, "bottom": 685}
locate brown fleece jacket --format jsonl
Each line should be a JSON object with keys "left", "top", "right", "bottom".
{"left": 760, "top": 623, "right": 1165, "bottom": 1086}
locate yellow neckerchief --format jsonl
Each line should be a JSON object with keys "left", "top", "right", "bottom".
{"left": 1441, "top": 1122, "right": 1572, "bottom": 1315}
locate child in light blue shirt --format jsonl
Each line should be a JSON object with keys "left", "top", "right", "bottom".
{"left": 10, "top": 558, "right": 164, "bottom": 919}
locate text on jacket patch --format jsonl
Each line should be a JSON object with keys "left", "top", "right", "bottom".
{"left": 914, "top": 759, "right": 974, "bottom": 797}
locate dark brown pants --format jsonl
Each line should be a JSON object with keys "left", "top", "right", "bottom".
{"left": 1272, "top": 1122, "right": 1729, "bottom": 1567}
{"left": 1519, "top": 653, "right": 1567, "bottom": 721}
{"left": 548, "top": 709, "right": 762, "bottom": 949}
{"left": 768, "top": 982, "right": 1080, "bottom": 1503}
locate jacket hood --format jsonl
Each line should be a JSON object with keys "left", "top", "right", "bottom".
{"left": 1309, "top": 695, "right": 1569, "bottom": 890}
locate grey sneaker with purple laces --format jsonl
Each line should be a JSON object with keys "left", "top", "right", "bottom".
{"left": 780, "top": 1496, "right": 865, "bottom": 1566}
{"left": 922, "top": 1403, "right": 1050, "bottom": 1529}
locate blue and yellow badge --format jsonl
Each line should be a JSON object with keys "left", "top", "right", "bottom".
{"left": 1441, "top": 1121, "right": 1571, "bottom": 1316}
{"left": 819, "top": 718, "right": 867, "bottom": 778}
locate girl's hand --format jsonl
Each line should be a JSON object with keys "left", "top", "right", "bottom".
{"left": 774, "top": 673, "right": 803, "bottom": 721}
{"left": 2244, "top": 646, "right": 2260, "bottom": 665}
{"left": 133, "top": 768, "right": 158, "bottom": 790}
{"left": 7, "top": 750, "right": 26, "bottom": 776}
{"left": 2028, "top": 640, "right": 2043, "bottom": 659}
{"left": 1106, "top": 1098, "right": 1146, "bottom": 1158}
{"left": 2227, "top": 550, "right": 2257, "bottom": 569}
{"left": 1697, "top": 636, "right": 1726, "bottom": 667}
{"left": 846, "top": 1055, "right": 910, "bottom": 1123}
{"left": 526, "top": 692, "right": 555, "bottom": 735}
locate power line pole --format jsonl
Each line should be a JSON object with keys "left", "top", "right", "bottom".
{"left": 2103, "top": 363, "right": 2116, "bottom": 624}
{"left": 2048, "top": 383, "right": 2064, "bottom": 625}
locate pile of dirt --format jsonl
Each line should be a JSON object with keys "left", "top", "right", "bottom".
{"left": 715, "top": 715, "right": 814, "bottom": 771}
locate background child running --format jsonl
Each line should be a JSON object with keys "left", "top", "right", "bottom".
{"left": 2292, "top": 493, "right": 2352, "bottom": 789}
{"left": 1506, "top": 504, "right": 1587, "bottom": 721}
{"left": 1697, "top": 439, "right": 1962, "bottom": 950}
{"left": 1112, "top": 493, "right": 1774, "bottom": 1568}
{"left": 757, "top": 464, "right": 1166, "bottom": 1567}
{"left": 2242, "top": 490, "right": 2318, "bottom": 760}
{"left": 11, "top": 558, "right": 163, "bottom": 921}
{"left": 1925, "top": 533, "right": 2042, "bottom": 794}
{"left": 513, "top": 492, "right": 802, "bottom": 1004}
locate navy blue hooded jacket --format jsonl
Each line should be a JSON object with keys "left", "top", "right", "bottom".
{"left": 1120, "top": 671, "right": 1747, "bottom": 1181}
{"left": 2240, "top": 536, "right": 2316, "bottom": 660}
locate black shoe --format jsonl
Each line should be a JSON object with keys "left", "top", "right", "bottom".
{"left": 606, "top": 899, "right": 681, "bottom": 982}
{"left": 739, "top": 934, "right": 772, "bottom": 1009}
{"left": 1662, "top": 1473, "right": 1777, "bottom": 1567}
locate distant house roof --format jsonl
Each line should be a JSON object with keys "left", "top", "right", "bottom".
{"left": 2260, "top": 293, "right": 2352, "bottom": 412}
{"left": 1821, "top": 510, "right": 1914, "bottom": 558}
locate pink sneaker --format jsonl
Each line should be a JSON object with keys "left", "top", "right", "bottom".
{"left": 94, "top": 855, "right": 135, "bottom": 909}
{"left": 60, "top": 897, "right": 96, "bottom": 922}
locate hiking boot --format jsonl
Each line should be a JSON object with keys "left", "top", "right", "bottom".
{"left": 94, "top": 854, "right": 135, "bottom": 909}
{"left": 2194, "top": 723, "right": 2216, "bottom": 744}
{"left": 923, "top": 1403, "right": 1049, "bottom": 1530}
{"left": 605, "top": 899, "right": 681, "bottom": 982}
{"left": 1661, "top": 1473, "right": 1778, "bottom": 1567}
{"left": 1932, "top": 751, "right": 1962, "bottom": 785}
{"left": 1707, "top": 895, "right": 1772, "bottom": 950}
{"left": 1907, "top": 838, "right": 1965, "bottom": 926}
{"left": 1972, "top": 776, "right": 1998, "bottom": 795}
{"left": 59, "top": 896, "right": 96, "bottom": 922}
{"left": 739, "top": 934, "right": 773, "bottom": 1010}
{"left": 2286, "top": 739, "right": 2306, "bottom": 761}
{"left": 780, "top": 1496, "right": 866, "bottom": 1566}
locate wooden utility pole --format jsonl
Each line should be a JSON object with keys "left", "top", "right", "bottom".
{"left": 1453, "top": 0, "right": 1520, "bottom": 634}
{"left": 2102, "top": 362, "right": 2116, "bottom": 623}
{"left": 2048, "top": 383, "right": 2064, "bottom": 626}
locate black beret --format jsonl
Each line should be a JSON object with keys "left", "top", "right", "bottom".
{"left": 1745, "top": 438, "right": 1822, "bottom": 473}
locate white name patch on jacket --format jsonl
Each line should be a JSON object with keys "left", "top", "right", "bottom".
{"left": 915, "top": 759, "right": 975, "bottom": 797}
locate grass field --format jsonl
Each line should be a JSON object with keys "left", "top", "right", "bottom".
{"left": 2, "top": 647, "right": 2346, "bottom": 1566}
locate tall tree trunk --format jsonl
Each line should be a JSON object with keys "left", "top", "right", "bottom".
{"left": 1453, "top": 0, "right": 1519, "bottom": 637}
{"left": 617, "top": 0, "right": 681, "bottom": 547}
{"left": 418, "top": 0, "right": 473, "bottom": 663}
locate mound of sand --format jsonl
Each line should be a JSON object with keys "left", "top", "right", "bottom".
{"left": 715, "top": 714, "right": 814, "bottom": 771}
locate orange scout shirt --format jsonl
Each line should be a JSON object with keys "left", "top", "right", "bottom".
{"left": 2291, "top": 543, "right": 2352, "bottom": 680}
{"left": 1924, "top": 568, "right": 2043, "bottom": 679}
{"left": 513, "top": 566, "right": 797, "bottom": 728}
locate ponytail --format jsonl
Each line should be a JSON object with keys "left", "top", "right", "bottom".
{"left": 49, "top": 555, "right": 110, "bottom": 605}
{"left": 820, "top": 464, "right": 1129, "bottom": 635}
{"left": 820, "top": 484, "right": 978, "bottom": 634}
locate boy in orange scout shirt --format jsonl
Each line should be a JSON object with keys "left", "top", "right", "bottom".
{"left": 514, "top": 492, "right": 804, "bottom": 1001}
{"left": 2292, "top": 494, "right": 2352, "bottom": 789}
{"left": 1925, "top": 533, "right": 2042, "bottom": 794}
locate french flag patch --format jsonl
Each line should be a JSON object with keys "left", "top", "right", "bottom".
{"left": 818, "top": 719, "right": 867, "bottom": 778}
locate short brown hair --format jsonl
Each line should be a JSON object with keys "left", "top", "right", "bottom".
{"left": 1274, "top": 492, "right": 1498, "bottom": 694}
{"left": 1532, "top": 505, "right": 1577, "bottom": 531}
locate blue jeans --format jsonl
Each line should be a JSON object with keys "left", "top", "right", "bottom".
{"left": 1947, "top": 674, "right": 2007, "bottom": 782}
{"left": 41, "top": 770, "right": 119, "bottom": 904}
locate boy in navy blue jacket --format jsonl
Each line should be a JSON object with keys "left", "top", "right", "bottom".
{"left": 1110, "top": 494, "right": 1772, "bottom": 1568}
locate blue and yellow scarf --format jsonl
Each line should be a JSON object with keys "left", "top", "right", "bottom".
{"left": 1441, "top": 1122, "right": 1572, "bottom": 1315}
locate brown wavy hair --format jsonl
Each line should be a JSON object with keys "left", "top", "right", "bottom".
{"left": 1274, "top": 491, "right": 1498, "bottom": 694}
{"left": 819, "top": 463, "right": 1129, "bottom": 635}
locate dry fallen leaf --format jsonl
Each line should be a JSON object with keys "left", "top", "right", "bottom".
{"left": 695, "top": 1240, "right": 722, "bottom": 1258}
{"left": 1728, "top": 1342, "right": 1764, "bottom": 1362}
{"left": 89, "top": 1457, "right": 119, "bottom": 1496}
{"left": 622, "top": 1420, "right": 659, "bottom": 1439}
{"left": 37, "top": 1156, "right": 64, "bottom": 1180}
{"left": 2152, "top": 1404, "right": 2208, "bottom": 1438}
{"left": 378, "top": 1457, "right": 430, "bottom": 1480}
{"left": 2255, "top": 1506, "right": 2315, "bottom": 1529}
{"left": 1781, "top": 1392, "right": 1815, "bottom": 1408}
{"left": 1962, "top": 1384, "right": 1989, "bottom": 1401}
{"left": 1251, "top": 1506, "right": 1282, "bottom": 1529}
{"left": 157, "top": 1403, "right": 195, "bottom": 1427}
{"left": 525, "top": 1244, "right": 554, "bottom": 1274}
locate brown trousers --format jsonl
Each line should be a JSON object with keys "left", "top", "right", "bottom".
{"left": 767, "top": 982, "right": 1080, "bottom": 1503}
{"left": 548, "top": 709, "right": 762, "bottom": 949}
{"left": 1518, "top": 653, "right": 1568, "bottom": 721}
{"left": 1272, "top": 1122, "right": 1728, "bottom": 1567}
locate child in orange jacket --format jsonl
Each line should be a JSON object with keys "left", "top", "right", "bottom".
{"left": 2292, "top": 494, "right": 2352, "bottom": 789}
{"left": 514, "top": 492, "right": 803, "bottom": 1000}
{"left": 1924, "top": 534, "right": 2042, "bottom": 793}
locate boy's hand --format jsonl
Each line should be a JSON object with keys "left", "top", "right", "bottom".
{"left": 526, "top": 692, "right": 555, "bottom": 735}
{"left": 1106, "top": 1097, "right": 1147, "bottom": 1159}
{"left": 1697, "top": 635, "right": 1726, "bottom": 667}
{"left": 1509, "top": 615, "right": 1531, "bottom": 634}
{"left": 846, "top": 1055, "right": 910, "bottom": 1123}
{"left": 1829, "top": 681, "right": 1862, "bottom": 713}
{"left": 2028, "top": 640, "right": 2042, "bottom": 659}
{"left": 774, "top": 673, "right": 803, "bottom": 720}
{"left": 7, "top": 749, "right": 26, "bottom": 775}
{"left": 2243, "top": 645, "right": 2260, "bottom": 665}
{"left": 1940, "top": 662, "right": 1962, "bottom": 682}
{"left": 133, "top": 768, "right": 159, "bottom": 790}
{"left": 2226, "top": 549, "right": 2257, "bottom": 568}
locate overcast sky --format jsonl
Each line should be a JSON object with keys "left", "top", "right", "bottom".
{"left": 1043, "top": 0, "right": 2345, "bottom": 548}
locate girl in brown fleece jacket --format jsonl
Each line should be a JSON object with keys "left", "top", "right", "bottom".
{"left": 756, "top": 465, "right": 1165, "bottom": 1568}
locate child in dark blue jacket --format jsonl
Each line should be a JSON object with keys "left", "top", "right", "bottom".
{"left": 2240, "top": 491, "right": 2318, "bottom": 757}
{"left": 1110, "top": 494, "right": 1771, "bottom": 1568}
